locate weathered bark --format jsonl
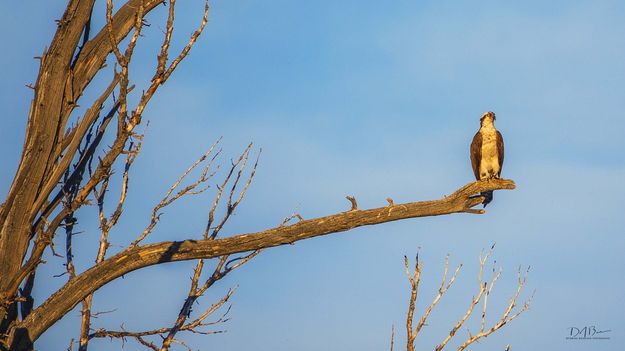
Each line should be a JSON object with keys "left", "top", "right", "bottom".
{"left": 0, "top": 0, "right": 97, "bottom": 330}
{"left": 0, "top": 0, "right": 166, "bottom": 346}
{"left": 9, "top": 179, "right": 514, "bottom": 347}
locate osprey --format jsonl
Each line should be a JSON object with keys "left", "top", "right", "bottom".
{"left": 470, "top": 111, "right": 504, "bottom": 207}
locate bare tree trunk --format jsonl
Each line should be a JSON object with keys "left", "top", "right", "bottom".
{"left": 0, "top": 0, "right": 97, "bottom": 339}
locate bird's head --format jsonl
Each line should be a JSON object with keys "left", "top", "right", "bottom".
{"left": 480, "top": 111, "right": 496, "bottom": 126}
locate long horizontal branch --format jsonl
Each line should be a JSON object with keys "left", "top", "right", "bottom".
{"left": 13, "top": 179, "right": 514, "bottom": 346}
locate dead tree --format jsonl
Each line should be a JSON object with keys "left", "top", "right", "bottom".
{"left": 0, "top": 1, "right": 515, "bottom": 350}
{"left": 402, "top": 250, "right": 533, "bottom": 351}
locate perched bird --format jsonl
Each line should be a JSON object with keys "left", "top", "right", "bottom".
{"left": 470, "top": 111, "right": 504, "bottom": 207}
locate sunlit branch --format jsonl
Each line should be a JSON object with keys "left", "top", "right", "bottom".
{"left": 131, "top": 142, "right": 220, "bottom": 247}
{"left": 401, "top": 249, "right": 531, "bottom": 351}
{"left": 14, "top": 179, "right": 515, "bottom": 345}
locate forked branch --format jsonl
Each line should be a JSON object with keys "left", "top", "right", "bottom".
{"left": 406, "top": 253, "right": 462, "bottom": 351}
{"left": 402, "top": 249, "right": 532, "bottom": 351}
{"left": 73, "top": 141, "right": 258, "bottom": 351}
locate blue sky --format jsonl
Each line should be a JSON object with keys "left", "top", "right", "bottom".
{"left": 1, "top": 1, "right": 624, "bottom": 350}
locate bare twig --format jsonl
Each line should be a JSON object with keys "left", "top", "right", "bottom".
{"left": 416, "top": 255, "right": 462, "bottom": 335}
{"left": 79, "top": 133, "right": 144, "bottom": 351}
{"left": 402, "top": 249, "right": 531, "bottom": 351}
{"left": 405, "top": 253, "right": 462, "bottom": 351}
{"left": 131, "top": 141, "right": 220, "bottom": 247}
{"left": 160, "top": 0, "right": 209, "bottom": 82}
{"left": 89, "top": 281, "right": 238, "bottom": 348}
{"left": 281, "top": 212, "right": 304, "bottom": 227}
{"left": 208, "top": 144, "right": 260, "bottom": 240}
{"left": 159, "top": 255, "right": 240, "bottom": 351}
{"left": 346, "top": 196, "right": 358, "bottom": 211}
{"left": 404, "top": 252, "right": 421, "bottom": 351}
{"left": 456, "top": 267, "right": 533, "bottom": 351}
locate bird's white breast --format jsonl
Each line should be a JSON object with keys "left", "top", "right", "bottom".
{"left": 479, "top": 125, "right": 500, "bottom": 179}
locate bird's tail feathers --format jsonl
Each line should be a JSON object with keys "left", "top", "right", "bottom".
{"left": 481, "top": 191, "right": 494, "bottom": 207}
